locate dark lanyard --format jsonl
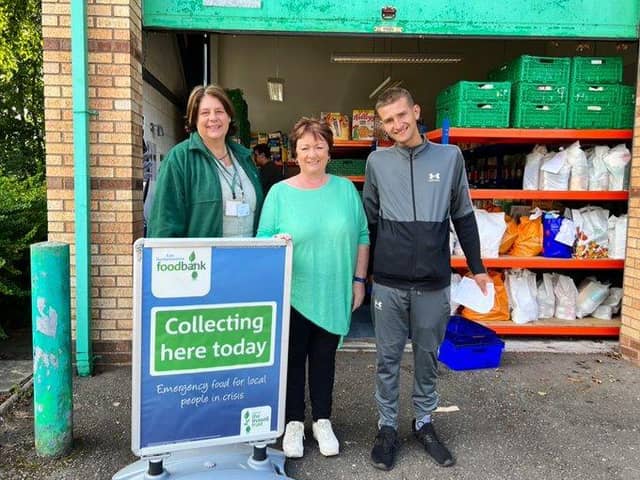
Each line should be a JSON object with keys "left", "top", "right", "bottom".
{"left": 214, "top": 156, "right": 244, "bottom": 200}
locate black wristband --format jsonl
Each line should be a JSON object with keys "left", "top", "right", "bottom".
{"left": 353, "top": 276, "right": 366, "bottom": 284}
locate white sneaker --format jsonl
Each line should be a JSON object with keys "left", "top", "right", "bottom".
{"left": 282, "top": 421, "right": 305, "bottom": 458}
{"left": 312, "top": 419, "right": 339, "bottom": 456}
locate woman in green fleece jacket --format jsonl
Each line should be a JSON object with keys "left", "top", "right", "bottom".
{"left": 148, "top": 85, "right": 264, "bottom": 238}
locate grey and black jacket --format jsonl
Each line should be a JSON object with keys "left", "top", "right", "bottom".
{"left": 363, "top": 141, "right": 485, "bottom": 290}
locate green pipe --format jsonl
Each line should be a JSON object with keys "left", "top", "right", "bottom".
{"left": 30, "top": 242, "right": 73, "bottom": 457}
{"left": 71, "top": 0, "right": 92, "bottom": 376}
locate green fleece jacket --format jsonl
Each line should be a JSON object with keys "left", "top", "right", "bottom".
{"left": 147, "top": 132, "right": 264, "bottom": 238}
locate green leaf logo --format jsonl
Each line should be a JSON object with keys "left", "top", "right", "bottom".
{"left": 244, "top": 411, "right": 250, "bottom": 419}
{"left": 245, "top": 426, "right": 251, "bottom": 433}
{"left": 192, "top": 271, "right": 198, "bottom": 280}
{"left": 189, "top": 251, "right": 196, "bottom": 262}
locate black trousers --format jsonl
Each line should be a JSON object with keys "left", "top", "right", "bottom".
{"left": 286, "top": 308, "right": 340, "bottom": 422}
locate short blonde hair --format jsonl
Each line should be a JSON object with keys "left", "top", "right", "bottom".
{"left": 375, "top": 87, "right": 415, "bottom": 113}
{"left": 185, "top": 84, "right": 237, "bottom": 136}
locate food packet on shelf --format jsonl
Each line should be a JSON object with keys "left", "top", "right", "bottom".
{"left": 607, "top": 214, "right": 628, "bottom": 259}
{"left": 592, "top": 287, "right": 624, "bottom": 320}
{"left": 566, "top": 141, "right": 588, "bottom": 191}
{"left": 540, "top": 149, "right": 570, "bottom": 191}
{"left": 575, "top": 277, "right": 610, "bottom": 318}
{"left": 505, "top": 269, "right": 539, "bottom": 324}
{"left": 509, "top": 208, "right": 543, "bottom": 257}
{"left": 523, "top": 145, "right": 547, "bottom": 190}
{"left": 553, "top": 274, "right": 578, "bottom": 320}
{"left": 603, "top": 143, "right": 631, "bottom": 191}
{"left": 586, "top": 146, "right": 610, "bottom": 191}
{"left": 542, "top": 211, "right": 573, "bottom": 259}
{"left": 572, "top": 206, "right": 609, "bottom": 259}
{"left": 537, "top": 273, "right": 556, "bottom": 319}
{"left": 461, "top": 270, "right": 510, "bottom": 322}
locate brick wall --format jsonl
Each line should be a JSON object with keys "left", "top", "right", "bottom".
{"left": 621, "top": 49, "right": 640, "bottom": 366}
{"left": 42, "top": 0, "right": 143, "bottom": 364}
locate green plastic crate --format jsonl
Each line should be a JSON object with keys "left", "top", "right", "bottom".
{"left": 512, "top": 82, "right": 568, "bottom": 105}
{"left": 511, "top": 103, "right": 567, "bottom": 128}
{"left": 436, "top": 101, "right": 510, "bottom": 128}
{"left": 489, "top": 55, "right": 571, "bottom": 84}
{"left": 326, "top": 158, "right": 366, "bottom": 176}
{"left": 569, "top": 83, "right": 621, "bottom": 105}
{"left": 566, "top": 103, "right": 617, "bottom": 129}
{"left": 436, "top": 81, "right": 511, "bottom": 109}
{"left": 615, "top": 104, "right": 635, "bottom": 129}
{"left": 571, "top": 57, "right": 623, "bottom": 84}
{"left": 618, "top": 85, "right": 636, "bottom": 106}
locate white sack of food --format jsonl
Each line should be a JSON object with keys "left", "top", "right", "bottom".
{"left": 576, "top": 277, "right": 609, "bottom": 318}
{"left": 537, "top": 273, "right": 556, "bottom": 319}
{"left": 566, "top": 141, "right": 589, "bottom": 191}
{"left": 587, "top": 146, "right": 610, "bottom": 191}
{"left": 463, "top": 209, "right": 506, "bottom": 258}
{"left": 450, "top": 273, "right": 462, "bottom": 314}
{"left": 505, "top": 269, "right": 539, "bottom": 324}
{"left": 540, "top": 150, "right": 570, "bottom": 190}
{"left": 607, "top": 214, "right": 628, "bottom": 259}
{"left": 554, "top": 274, "right": 578, "bottom": 320}
{"left": 523, "top": 145, "right": 547, "bottom": 190}
{"left": 604, "top": 143, "right": 631, "bottom": 191}
{"left": 572, "top": 206, "right": 610, "bottom": 259}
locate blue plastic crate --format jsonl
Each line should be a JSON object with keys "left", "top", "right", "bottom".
{"left": 438, "top": 316, "right": 505, "bottom": 370}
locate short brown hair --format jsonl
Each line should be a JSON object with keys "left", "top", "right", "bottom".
{"left": 185, "top": 84, "right": 237, "bottom": 136}
{"left": 375, "top": 87, "right": 415, "bottom": 113}
{"left": 289, "top": 117, "right": 333, "bottom": 159}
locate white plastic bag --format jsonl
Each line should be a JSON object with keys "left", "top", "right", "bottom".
{"left": 592, "top": 286, "right": 623, "bottom": 320}
{"left": 523, "top": 145, "right": 547, "bottom": 190}
{"left": 587, "top": 146, "right": 610, "bottom": 191}
{"left": 540, "top": 150, "right": 570, "bottom": 190}
{"left": 505, "top": 269, "right": 539, "bottom": 324}
{"left": 554, "top": 274, "right": 578, "bottom": 320}
{"left": 572, "top": 206, "right": 610, "bottom": 259}
{"left": 463, "top": 209, "right": 506, "bottom": 258}
{"left": 576, "top": 277, "right": 610, "bottom": 318}
{"left": 607, "top": 214, "right": 627, "bottom": 259}
{"left": 604, "top": 144, "right": 631, "bottom": 191}
{"left": 537, "top": 273, "right": 556, "bottom": 319}
{"left": 566, "top": 141, "right": 589, "bottom": 191}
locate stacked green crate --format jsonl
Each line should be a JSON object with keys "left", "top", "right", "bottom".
{"left": 616, "top": 85, "right": 636, "bottom": 129}
{"left": 326, "top": 158, "right": 366, "bottom": 176}
{"left": 566, "top": 57, "right": 623, "bottom": 129}
{"left": 490, "top": 55, "right": 571, "bottom": 128}
{"left": 435, "top": 81, "right": 511, "bottom": 128}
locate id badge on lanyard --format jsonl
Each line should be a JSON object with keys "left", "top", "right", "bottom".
{"left": 225, "top": 199, "right": 251, "bottom": 217}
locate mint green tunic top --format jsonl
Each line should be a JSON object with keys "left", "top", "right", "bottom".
{"left": 257, "top": 175, "right": 369, "bottom": 335}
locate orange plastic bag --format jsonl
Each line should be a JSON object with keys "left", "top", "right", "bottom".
{"left": 500, "top": 215, "right": 518, "bottom": 254}
{"left": 461, "top": 271, "right": 510, "bottom": 321}
{"left": 509, "top": 215, "right": 543, "bottom": 257}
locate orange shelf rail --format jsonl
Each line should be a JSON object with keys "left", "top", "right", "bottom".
{"left": 478, "top": 318, "right": 621, "bottom": 336}
{"left": 333, "top": 140, "right": 375, "bottom": 148}
{"left": 470, "top": 189, "right": 629, "bottom": 201}
{"left": 451, "top": 256, "right": 624, "bottom": 269}
{"left": 427, "top": 128, "right": 633, "bottom": 144}
{"left": 346, "top": 175, "right": 365, "bottom": 182}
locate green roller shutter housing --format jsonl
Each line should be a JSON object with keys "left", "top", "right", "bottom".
{"left": 143, "top": 0, "right": 639, "bottom": 39}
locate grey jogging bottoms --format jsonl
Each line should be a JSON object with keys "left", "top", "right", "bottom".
{"left": 371, "top": 281, "right": 450, "bottom": 429}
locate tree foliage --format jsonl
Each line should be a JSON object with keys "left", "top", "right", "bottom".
{"left": 0, "top": 0, "right": 44, "bottom": 178}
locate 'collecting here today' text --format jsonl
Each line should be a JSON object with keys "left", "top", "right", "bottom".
{"left": 151, "top": 303, "right": 275, "bottom": 375}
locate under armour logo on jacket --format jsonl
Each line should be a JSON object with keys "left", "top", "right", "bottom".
{"left": 428, "top": 172, "right": 440, "bottom": 182}
{"left": 374, "top": 299, "right": 383, "bottom": 311}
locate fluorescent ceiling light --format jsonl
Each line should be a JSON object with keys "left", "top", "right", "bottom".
{"left": 331, "top": 53, "right": 463, "bottom": 64}
{"left": 369, "top": 76, "right": 392, "bottom": 99}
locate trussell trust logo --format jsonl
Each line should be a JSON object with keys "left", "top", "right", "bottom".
{"left": 151, "top": 247, "right": 212, "bottom": 298}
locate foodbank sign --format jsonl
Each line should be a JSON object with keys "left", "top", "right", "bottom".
{"left": 150, "top": 303, "right": 276, "bottom": 375}
{"left": 151, "top": 247, "right": 212, "bottom": 298}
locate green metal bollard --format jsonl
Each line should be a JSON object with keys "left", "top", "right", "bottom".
{"left": 30, "top": 241, "right": 73, "bottom": 457}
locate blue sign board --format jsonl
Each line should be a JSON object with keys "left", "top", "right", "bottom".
{"left": 131, "top": 238, "right": 292, "bottom": 456}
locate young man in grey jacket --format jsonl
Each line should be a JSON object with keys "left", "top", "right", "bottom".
{"left": 363, "top": 87, "right": 489, "bottom": 471}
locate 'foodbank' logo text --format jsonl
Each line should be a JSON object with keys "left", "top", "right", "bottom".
{"left": 156, "top": 251, "right": 206, "bottom": 280}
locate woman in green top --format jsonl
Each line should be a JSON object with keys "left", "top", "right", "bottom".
{"left": 257, "top": 118, "right": 370, "bottom": 459}
{"left": 148, "top": 85, "right": 263, "bottom": 238}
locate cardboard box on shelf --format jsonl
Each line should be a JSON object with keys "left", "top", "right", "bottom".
{"left": 321, "top": 112, "right": 350, "bottom": 140}
{"left": 351, "top": 109, "right": 375, "bottom": 140}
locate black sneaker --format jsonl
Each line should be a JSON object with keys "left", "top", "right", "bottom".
{"left": 370, "top": 425, "right": 399, "bottom": 471}
{"left": 412, "top": 420, "right": 455, "bottom": 467}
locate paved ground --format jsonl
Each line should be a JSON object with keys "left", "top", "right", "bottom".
{"left": 1, "top": 350, "right": 639, "bottom": 480}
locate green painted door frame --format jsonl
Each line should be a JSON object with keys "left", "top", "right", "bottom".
{"left": 143, "top": 0, "right": 639, "bottom": 39}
